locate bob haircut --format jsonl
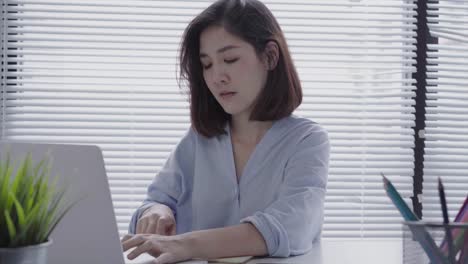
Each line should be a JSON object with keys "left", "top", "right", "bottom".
{"left": 179, "top": 0, "right": 302, "bottom": 138}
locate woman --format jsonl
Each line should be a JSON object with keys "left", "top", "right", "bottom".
{"left": 122, "top": 0, "right": 330, "bottom": 263}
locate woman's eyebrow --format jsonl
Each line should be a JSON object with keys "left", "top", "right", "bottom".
{"left": 200, "top": 45, "right": 240, "bottom": 58}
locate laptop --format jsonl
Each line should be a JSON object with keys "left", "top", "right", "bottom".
{"left": 0, "top": 141, "right": 132, "bottom": 264}
{"left": 0, "top": 141, "right": 166, "bottom": 264}
{"left": 0, "top": 141, "right": 252, "bottom": 264}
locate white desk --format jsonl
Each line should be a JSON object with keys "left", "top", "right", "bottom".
{"left": 128, "top": 239, "right": 403, "bottom": 264}
{"left": 249, "top": 239, "right": 402, "bottom": 264}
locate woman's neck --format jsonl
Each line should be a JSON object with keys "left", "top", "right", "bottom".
{"left": 230, "top": 114, "right": 273, "bottom": 146}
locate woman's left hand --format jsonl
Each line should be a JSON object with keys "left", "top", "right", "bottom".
{"left": 121, "top": 233, "right": 193, "bottom": 264}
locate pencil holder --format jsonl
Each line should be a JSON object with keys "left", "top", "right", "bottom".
{"left": 403, "top": 221, "right": 468, "bottom": 264}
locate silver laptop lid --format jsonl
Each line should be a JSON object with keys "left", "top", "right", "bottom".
{"left": 0, "top": 141, "right": 125, "bottom": 264}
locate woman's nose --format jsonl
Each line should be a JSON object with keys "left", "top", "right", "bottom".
{"left": 212, "top": 65, "right": 229, "bottom": 86}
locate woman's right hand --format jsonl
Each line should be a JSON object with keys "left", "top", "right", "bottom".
{"left": 136, "top": 204, "right": 176, "bottom": 236}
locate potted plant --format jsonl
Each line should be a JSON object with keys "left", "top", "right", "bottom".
{"left": 0, "top": 153, "right": 74, "bottom": 264}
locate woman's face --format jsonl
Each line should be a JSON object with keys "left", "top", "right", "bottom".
{"left": 199, "top": 26, "right": 269, "bottom": 118}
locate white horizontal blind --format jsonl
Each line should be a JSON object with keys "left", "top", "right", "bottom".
{"left": 288, "top": 0, "right": 417, "bottom": 238}
{"left": 1, "top": 1, "right": 5, "bottom": 138}
{"left": 0, "top": 0, "right": 417, "bottom": 238}
{"left": 2, "top": 0, "right": 199, "bottom": 235}
{"left": 423, "top": 0, "right": 468, "bottom": 222}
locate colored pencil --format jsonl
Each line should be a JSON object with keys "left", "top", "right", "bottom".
{"left": 381, "top": 173, "right": 449, "bottom": 264}
{"left": 438, "top": 177, "right": 456, "bottom": 263}
{"left": 440, "top": 196, "right": 468, "bottom": 256}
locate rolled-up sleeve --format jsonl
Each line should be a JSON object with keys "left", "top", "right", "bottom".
{"left": 241, "top": 128, "right": 330, "bottom": 257}
{"left": 128, "top": 128, "right": 195, "bottom": 234}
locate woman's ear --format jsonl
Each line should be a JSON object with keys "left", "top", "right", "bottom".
{"left": 263, "top": 40, "right": 279, "bottom": 71}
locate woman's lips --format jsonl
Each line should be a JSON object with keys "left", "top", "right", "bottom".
{"left": 220, "top": 92, "right": 236, "bottom": 100}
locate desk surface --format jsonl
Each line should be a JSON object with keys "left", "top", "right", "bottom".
{"left": 126, "top": 239, "right": 402, "bottom": 264}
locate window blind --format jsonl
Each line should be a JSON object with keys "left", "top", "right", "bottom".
{"left": 423, "top": 0, "right": 468, "bottom": 222}
{"left": 1, "top": 0, "right": 417, "bottom": 238}
{"left": 286, "top": 0, "right": 417, "bottom": 238}
{"left": 1, "top": 2, "right": 6, "bottom": 138}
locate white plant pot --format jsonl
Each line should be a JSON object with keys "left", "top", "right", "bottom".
{"left": 0, "top": 239, "right": 52, "bottom": 264}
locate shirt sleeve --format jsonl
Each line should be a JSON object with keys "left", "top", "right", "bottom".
{"left": 128, "top": 128, "right": 195, "bottom": 234}
{"left": 240, "top": 126, "right": 330, "bottom": 257}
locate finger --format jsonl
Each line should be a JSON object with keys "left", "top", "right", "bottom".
{"left": 127, "top": 240, "right": 153, "bottom": 260}
{"left": 136, "top": 219, "right": 145, "bottom": 234}
{"left": 155, "top": 217, "right": 168, "bottom": 235}
{"left": 153, "top": 252, "right": 173, "bottom": 264}
{"left": 169, "top": 225, "right": 176, "bottom": 236}
{"left": 121, "top": 234, "right": 133, "bottom": 243}
{"left": 146, "top": 220, "right": 158, "bottom": 234}
{"left": 122, "top": 235, "right": 145, "bottom": 252}
{"left": 156, "top": 216, "right": 172, "bottom": 235}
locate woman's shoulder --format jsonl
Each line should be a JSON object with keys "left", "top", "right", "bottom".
{"left": 277, "top": 116, "right": 330, "bottom": 163}
{"left": 280, "top": 115, "right": 328, "bottom": 142}
{"left": 173, "top": 126, "right": 198, "bottom": 151}
{"left": 179, "top": 125, "right": 227, "bottom": 148}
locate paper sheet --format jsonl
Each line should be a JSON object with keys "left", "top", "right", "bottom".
{"left": 123, "top": 252, "right": 208, "bottom": 264}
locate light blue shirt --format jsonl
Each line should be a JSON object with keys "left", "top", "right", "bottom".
{"left": 129, "top": 115, "right": 330, "bottom": 257}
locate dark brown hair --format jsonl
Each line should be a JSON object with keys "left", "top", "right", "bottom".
{"left": 179, "top": 0, "right": 302, "bottom": 138}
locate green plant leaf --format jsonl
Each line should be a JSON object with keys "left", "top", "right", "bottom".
{"left": 1, "top": 153, "right": 76, "bottom": 247}
{"left": 34, "top": 193, "right": 53, "bottom": 244}
{"left": 0, "top": 159, "right": 12, "bottom": 219}
{"left": 7, "top": 156, "right": 29, "bottom": 213}
{"left": 17, "top": 163, "right": 34, "bottom": 208}
{"left": 4, "top": 210, "right": 17, "bottom": 242}
{"left": 11, "top": 198, "right": 44, "bottom": 246}
{"left": 26, "top": 159, "right": 46, "bottom": 212}
{"left": 45, "top": 186, "right": 65, "bottom": 226}
{"left": 11, "top": 193, "right": 26, "bottom": 231}
{"left": 0, "top": 153, "right": 13, "bottom": 246}
{"left": 25, "top": 190, "right": 35, "bottom": 214}
{"left": 0, "top": 164, "right": 13, "bottom": 215}
{"left": 43, "top": 197, "right": 82, "bottom": 242}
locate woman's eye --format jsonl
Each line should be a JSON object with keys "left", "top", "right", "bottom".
{"left": 225, "top": 58, "right": 239, "bottom": 64}
{"left": 203, "top": 64, "right": 212, "bottom": 70}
